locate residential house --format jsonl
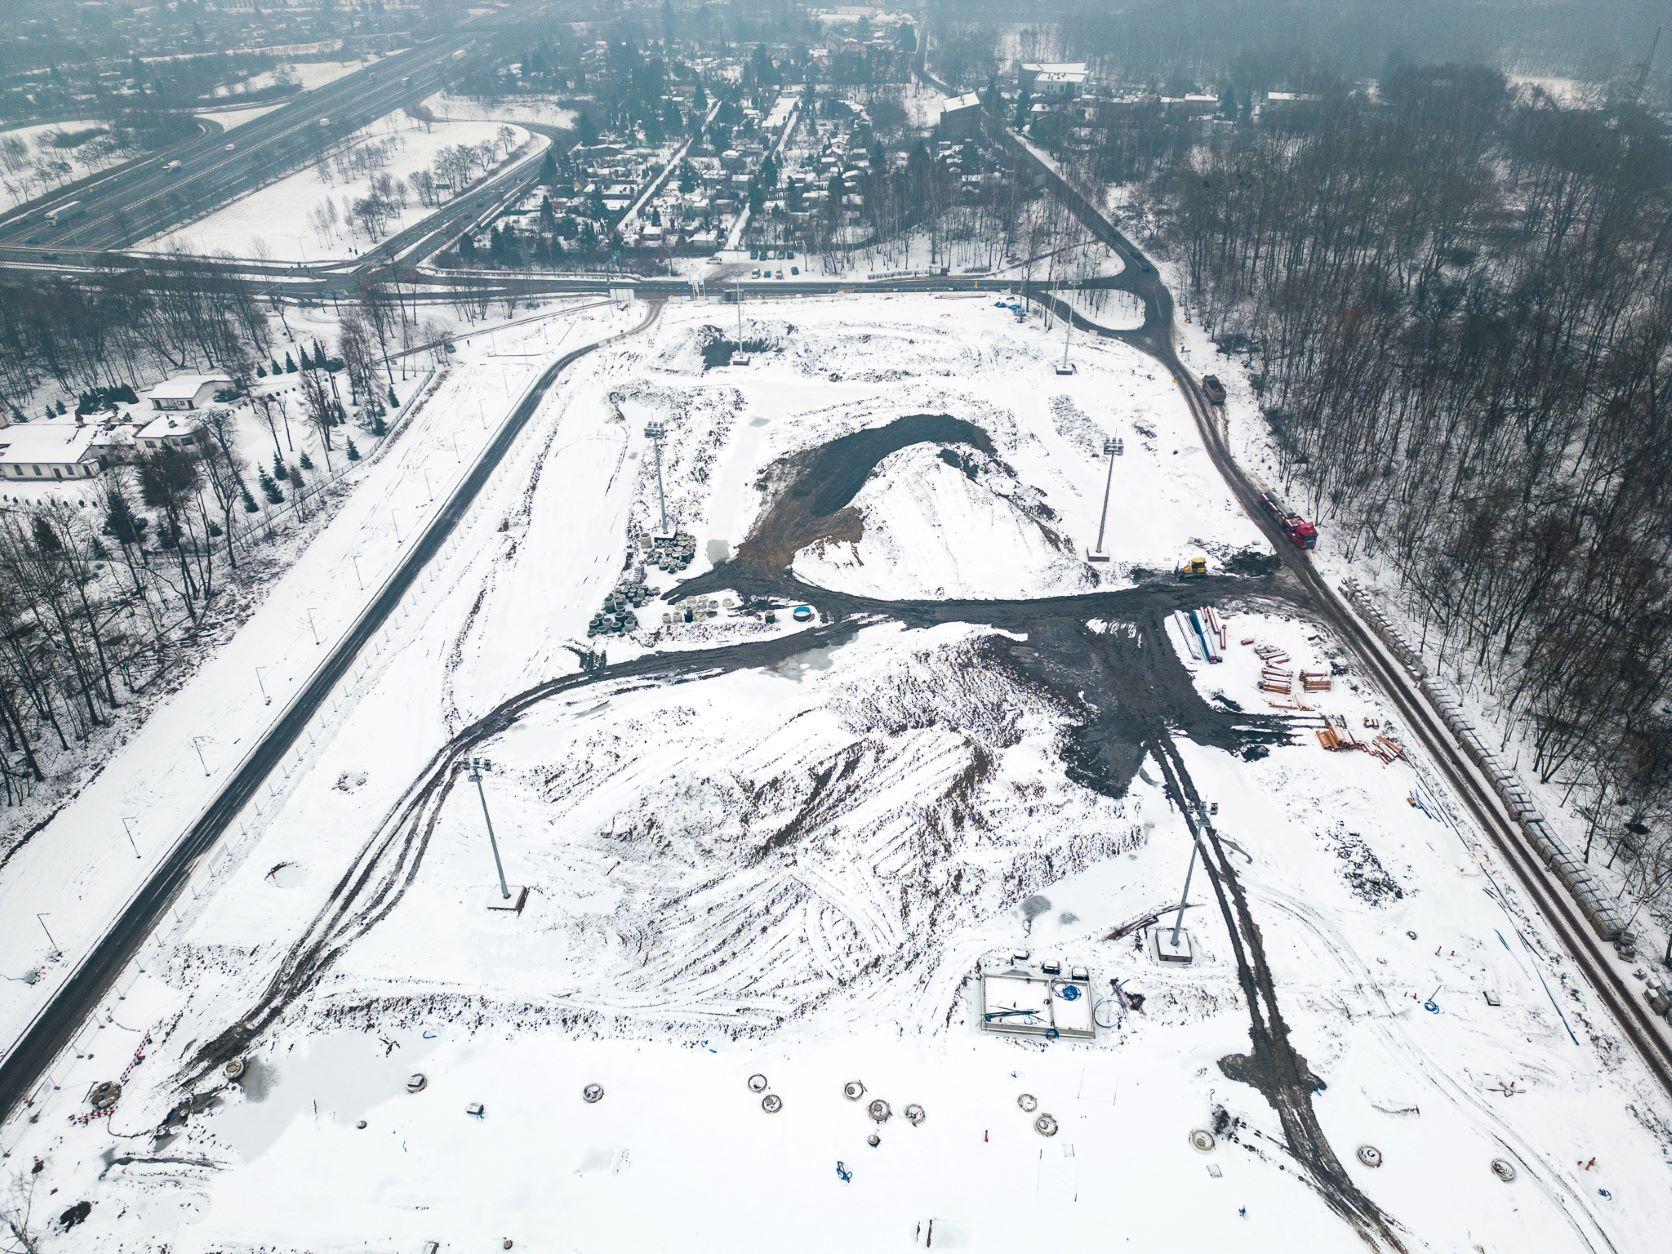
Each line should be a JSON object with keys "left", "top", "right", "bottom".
{"left": 0, "top": 423, "right": 109, "bottom": 481}
{"left": 149, "top": 372, "right": 232, "bottom": 412}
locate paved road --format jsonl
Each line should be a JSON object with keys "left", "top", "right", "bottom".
{"left": 962, "top": 91, "right": 1672, "bottom": 1095}
{"left": 0, "top": 300, "right": 661, "bottom": 1124}
{"left": 0, "top": 3, "right": 560, "bottom": 254}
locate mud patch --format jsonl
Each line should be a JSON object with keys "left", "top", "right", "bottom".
{"left": 1222, "top": 547, "right": 1281, "bottom": 577}
{"left": 735, "top": 414, "right": 994, "bottom": 569}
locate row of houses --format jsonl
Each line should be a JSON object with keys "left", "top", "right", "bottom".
{"left": 0, "top": 373, "right": 225, "bottom": 482}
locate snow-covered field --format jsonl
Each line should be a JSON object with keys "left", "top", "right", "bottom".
{"left": 1, "top": 296, "right": 1668, "bottom": 1252}
{"left": 424, "top": 90, "right": 577, "bottom": 130}
{"left": 195, "top": 103, "right": 285, "bottom": 133}
{"left": 151, "top": 113, "right": 537, "bottom": 262}
{"left": 0, "top": 120, "right": 128, "bottom": 212}
{"left": 0, "top": 297, "right": 636, "bottom": 1059}
{"left": 210, "top": 59, "right": 373, "bottom": 99}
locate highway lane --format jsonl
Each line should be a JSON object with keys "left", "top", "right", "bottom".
{"left": 0, "top": 298, "right": 661, "bottom": 1125}
{"left": 0, "top": 1, "right": 562, "bottom": 252}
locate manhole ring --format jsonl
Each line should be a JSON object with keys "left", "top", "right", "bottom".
{"left": 1357, "top": 1145, "right": 1382, "bottom": 1168}
{"left": 748, "top": 1073, "right": 768, "bottom": 1093}
{"left": 761, "top": 1094, "right": 783, "bottom": 1114}
{"left": 843, "top": 1081, "right": 866, "bottom": 1101}
{"left": 1491, "top": 1158, "right": 1517, "bottom": 1182}
{"left": 1017, "top": 1093, "right": 1038, "bottom": 1113}
{"left": 904, "top": 1103, "right": 926, "bottom": 1126}
{"left": 1034, "top": 1113, "right": 1059, "bottom": 1137}
{"left": 582, "top": 1083, "right": 605, "bottom": 1104}
{"left": 1189, "top": 1128, "right": 1216, "bottom": 1153}
{"left": 867, "top": 1099, "right": 892, "bottom": 1123}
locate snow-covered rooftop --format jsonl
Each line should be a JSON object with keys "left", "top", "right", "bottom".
{"left": 148, "top": 372, "right": 231, "bottom": 401}
{"left": 0, "top": 421, "right": 100, "bottom": 465}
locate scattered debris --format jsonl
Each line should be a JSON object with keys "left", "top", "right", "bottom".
{"left": 85, "top": 1081, "right": 121, "bottom": 1110}
{"left": 466, "top": 1102, "right": 485, "bottom": 1118}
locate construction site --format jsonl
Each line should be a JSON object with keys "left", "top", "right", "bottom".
{"left": 0, "top": 295, "right": 1667, "bottom": 1253}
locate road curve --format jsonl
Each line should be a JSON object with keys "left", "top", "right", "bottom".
{"left": 990, "top": 123, "right": 1672, "bottom": 1097}
{"left": 0, "top": 299, "right": 661, "bottom": 1124}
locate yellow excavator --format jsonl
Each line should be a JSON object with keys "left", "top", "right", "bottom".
{"left": 1178, "top": 556, "right": 1209, "bottom": 580}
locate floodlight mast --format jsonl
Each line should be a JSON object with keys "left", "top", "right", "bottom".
{"left": 1092, "top": 438, "right": 1120, "bottom": 555}
{"left": 466, "top": 756, "right": 511, "bottom": 901}
{"left": 645, "top": 422, "right": 669, "bottom": 533}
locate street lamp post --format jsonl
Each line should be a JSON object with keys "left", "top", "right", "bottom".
{"left": 37, "top": 913, "right": 59, "bottom": 956}
{"left": 190, "top": 736, "right": 211, "bottom": 777}
{"left": 255, "top": 665, "right": 271, "bottom": 705}
{"left": 122, "top": 816, "right": 140, "bottom": 859}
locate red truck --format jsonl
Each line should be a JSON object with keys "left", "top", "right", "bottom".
{"left": 1257, "top": 489, "right": 1318, "bottom": 549}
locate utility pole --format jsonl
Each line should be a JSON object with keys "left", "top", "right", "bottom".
{"left": 190, "top": 736, "right": 211, "bottom": 777}
{"left": 466, "top": 756, "right": 525, "bottom": 911}
{"left": 122, "top": 817, "right": 140, "bottom": 859}
{"left": 255, "top": 666, "right": 271, "bottom": 705}
{"left": 645, "top": 421, "right": 669, "bottom": 534}
{"left": 1056, "top": 313, "right": 1075, "bottom": 375}
{"left": 1087, "top": 436, "right": 1122, "bottom": 562}
{"left": 37, "top": 913, "right": 59, "bottom": 956}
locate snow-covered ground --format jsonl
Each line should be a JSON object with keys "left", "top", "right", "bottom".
{"left": 209, "top": 59, "right": 373, "bottom": 99}
{"left": 1, "top": 295, "right": 1668, "bottom": 1253}
{"left": 195, "top": 103, "right": 285, "bottom": 132}
{"left": 0, "top": 120, "right": 128, "bottom": 211}
{"left": 424, "top": 90, "right": 577, "bottom": 130}
{"left": 151, "top": 113, "right": 538, "bottom": 262}
{"left": 0, "top": 298, "right": 636, "bottom": 1057}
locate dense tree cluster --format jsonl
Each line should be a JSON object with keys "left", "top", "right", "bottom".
{"left": 0, "top": 252, "right": 271, "bottom": 413}
{"left": 1160, "top": 68, "right": 1671, "bottom": 897}
{"left": 0, "top": 285, "right": 415, "bottom": 823}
